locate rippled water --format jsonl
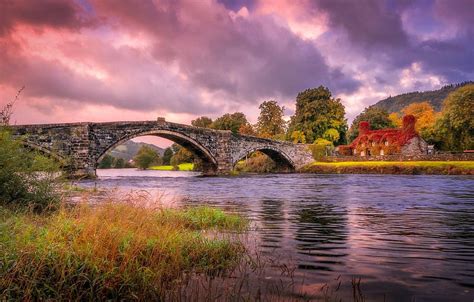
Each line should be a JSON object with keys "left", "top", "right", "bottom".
{"left": 80, "top": 169, "right": 474, "bottom": 301}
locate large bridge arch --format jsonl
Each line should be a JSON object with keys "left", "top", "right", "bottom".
{"left": 95, "top": 129, "right": 219, "bottom": 174}
{"left": 233, "top": 146, "right": 296, "bottom": 172}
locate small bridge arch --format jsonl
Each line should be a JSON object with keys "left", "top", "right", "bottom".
{"left": 233, "top": 146, "right": 296, "bottom": 171}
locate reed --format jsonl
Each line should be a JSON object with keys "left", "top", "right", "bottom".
{"left": 0, "top": 199, "right": 247, "bottom": 300}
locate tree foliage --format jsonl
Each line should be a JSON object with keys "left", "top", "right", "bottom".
{"left": 434, "top": 84, "right": 474, "bottom": 151}
{"left": 288, "top": 86, "right": 347, "bottom": 144}
{"left": 191, "top": 116, "right": 213, "bottom": 128}
{"left": 348, "top": 107, "right": 395, "bottom": 142}
{"left": 211, "top": 112, "right": 249, "bottom": 134}
{"left": 238, "top": 123, "right": 256, "bottom": 136}
{"left": 133, "top": 146, "right": 161, "bottom": 169}
{"left": 290, "top": 130, "right": 306, "bottom": 144}
{"left": 256, "top": 100, "right": 286, "bottom": 138}
{"left": 170, "top": 146, "right": 194, "bottom": 166}
{"left": 0, "top": 129, "right": 61, "bottom": 212}
{"left": 162, "top": 147, "right": 173, "bottom": 165}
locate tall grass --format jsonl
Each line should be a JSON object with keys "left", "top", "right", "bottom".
{"left": 0, "top": 200, "right": 247, "bottom": 300}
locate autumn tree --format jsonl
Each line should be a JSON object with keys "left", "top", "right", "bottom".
{"left": 256, "top": 100, "right": 286, "bottom": 138}
{"left": 287, "top": 86, "right": 347, "bottom": 144}
{"left": 348, "top": 107, "right": 395, "bottom": 142}
{"left": 191, "top": 116, "right": 213, "bottom": 128}
{"left": 170, "top": 146, "right": 194, "bottom": 166}
{"left": 211, "top": 112, "right": 249, "bottom": 134}
{"left": 402, "top": 101, "right": 437, "bottom": 141}
{"left": 434, "top": 84, "right": 474, "bottom": 151}
{"left": 238, "top": 123, "right": 256, "bottom": 136}
{"left": 133, "top": 146, "right": 161, "bottom": 169}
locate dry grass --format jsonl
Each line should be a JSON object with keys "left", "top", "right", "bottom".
{"left": 0, "top": 199, "right": 247, "bottom": 300}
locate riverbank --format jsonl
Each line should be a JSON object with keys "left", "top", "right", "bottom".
{"left": 150, "top": 163, "right": 194, "bottom": 171}
{"left": 300, "top": 161, "right": 474, "bottom": 175}
{"left": 0, "top": 198, "right": 247, "bottom": 300}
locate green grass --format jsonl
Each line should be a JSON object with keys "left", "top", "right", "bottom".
{"left": 150, "top": 163, "right": 194, "bottom": 171}
{"left": 0, "top": 202, "right": 247, "bottom": 300}
{"left": 312, "top": 161, "right": 474, "bottom": 169}
{"left": 304, "top": 161, "right": 474, "bottom": 175}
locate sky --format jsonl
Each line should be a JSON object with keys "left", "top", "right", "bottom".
{"left": 0, "top": 0, "right": 473, "bottom": 147}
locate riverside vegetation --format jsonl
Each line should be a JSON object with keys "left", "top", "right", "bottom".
{"left": 0, "top": 125, "right": 250, "bottom": 300}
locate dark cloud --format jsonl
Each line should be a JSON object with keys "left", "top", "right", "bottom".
{"left": 0, "top": 0, "right": 92, "bottom": 36}
{"left": 91, "top": 0, "right": 360, "bottom": 103}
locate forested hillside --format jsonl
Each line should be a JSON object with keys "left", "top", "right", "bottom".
{"left": 373, "top": 82, "right": 472, "bottom": 113}
{"left": 109, "top": 140, "right": 164, "bottom": 161}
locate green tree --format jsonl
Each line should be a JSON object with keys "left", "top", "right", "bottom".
{"left": 211, "top": 112, "right": 249, "bottom": 134}
{"left": 310, "top": 138, "right": 334, "bottom": 160}
{"left": 162, "top": 147, "right": 173, "bottom": 165}
{"left": 288, "top": 86, "right": 347, "bottom": 144}
{"left": 256, "top": 100, "right": 286, "bottom": 138}
{"left": 114, "top": 157, "right": 125, "bottom": 168}
{"left": 133, "top": 146, "right": 160, "bottom": 170}
{"left": 290, "top": 130, "right": 306, "bottom": 143}
{"left": 98, "top": 154, "right": 115, "bottom": 169}
{"left": 434, "top": 84, "right": 474, "bottom": 151}
{"left": 170, "top": 147, "right": 194, "bottom": 166}
{"left": 348, "top": 107, "right": 395, "bottom": 142}
{"left": 191, "top": 116, "right": 213, "bottom": 128}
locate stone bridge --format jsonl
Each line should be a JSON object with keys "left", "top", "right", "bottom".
{"left": 11, "top": 120, "right": 313, "bottom": 178}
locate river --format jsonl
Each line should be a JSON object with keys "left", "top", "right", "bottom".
{"left": 79, "top": 169, "right": 474, "bottom": 301}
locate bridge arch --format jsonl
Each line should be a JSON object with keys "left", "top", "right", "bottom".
{"left": 96, "top": 129, "right": 218, "bottom": 173}
{"left": 233, "top": 146, "right": 295, "bottom": 172}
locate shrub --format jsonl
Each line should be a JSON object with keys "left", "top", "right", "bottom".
{"left": 0, "top": 129, "right": 62, "bottom": 212}
{"left": 310, "top": 138, "right": 334, "bottom": 160}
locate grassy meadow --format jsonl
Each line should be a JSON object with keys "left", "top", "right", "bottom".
{"left": 302, "top": 161, "right": 474, "bottom": 175}
{"left": 150, "top": 163, "right": 194, "bottom": 171}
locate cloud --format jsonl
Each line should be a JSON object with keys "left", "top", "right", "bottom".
{"left": 0, "top": 0, "right": 472, "bottom": 126}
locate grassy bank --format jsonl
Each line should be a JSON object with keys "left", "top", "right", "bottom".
{"left": 301, "top": 161, "right": 474, "bottom": 175}
{"left": 0, "top": 201, "right": 247, "bottom": 300}
{"left": 150, "top": 163, "right": 194, "bottom": 171}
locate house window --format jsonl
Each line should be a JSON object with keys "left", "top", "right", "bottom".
{"left": 385, "top": 141, "right": 389, "bottom": 146}
{"left": 372, "top": 141, "right": 375, "bottom": 146}
{"left": 380, "top": 149, "right": 384, "bottom": 156}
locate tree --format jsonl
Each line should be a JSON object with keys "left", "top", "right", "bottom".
{"left": 162, "top": 147, "right": 173, "bottom": 165}
{"left": 388, "top": 112, "right": 402, "bottom": 127}
{"left": 98, "top": 154, "right": 115, "bottom": 169}
{"left": 434, "top": 84, "right": 474, "bottom": 151}
{"left": 256, "top": 100, "right": 286, "bottom": 138}
{"left": 114, "top": 157, "right": 125, "bottom": 168}
{"left": 170, "top": 147, "right": 194, "bottom": 166}
{"left": 310, "top": 138, "right": 334, "bottom": 160}
{"left": 133, "top": 146, "right": 160, "bottom": 169}
{"left": 211, "top": 112, "right": 249, "bottom": 134}
{"left": 238, "top": 123, "right": 256, "bottom": 136}
{"left": 287, "top": 86, "right": 347, "bottom": 144}
{"left": 401, "top": 101, "right": 437, "bottom": 140}
{"left": 290, "top": 130, "right": 306, "bottom": 143}
{"left": 323, "top": 128, "right": 340, "bottom": 143}
{"left": 348, "top": 107, "right": 395, "bottom": 142}
{"left": 191, "top": 116, "right": 213, "bottom": 128}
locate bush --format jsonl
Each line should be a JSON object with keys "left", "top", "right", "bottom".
{"left": 310, "top": 138, "right": 334, "bottom": 160}
{"left": 0, "top": 129, "right": 62, "bottom": 212}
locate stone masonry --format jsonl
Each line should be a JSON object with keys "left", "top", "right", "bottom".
{"left": 11, "top": 120, "right": 314, "bottom": 178}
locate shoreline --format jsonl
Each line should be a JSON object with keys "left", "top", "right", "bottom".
{"left": 299, "top": 161, "right": 474, "bottom": 175}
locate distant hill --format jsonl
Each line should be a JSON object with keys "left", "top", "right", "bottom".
{"left": 108, "top": 140, "right": 164, "bottom": 161}
{"left": 372, "top": 81, "right": 473, "bottom": 113}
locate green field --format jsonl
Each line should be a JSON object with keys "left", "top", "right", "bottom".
{"left": 150, "top": 163, "right": 194, "bottom": 171}
{"left": 312, "top": 161, "right": 474, "bottom": 169}
{"left": 303, "top": 161, "right": 474, "bottom": 175}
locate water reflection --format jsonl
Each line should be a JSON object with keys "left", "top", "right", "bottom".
{"left": 80, "top": 170, "right": 474, "bottom": 301}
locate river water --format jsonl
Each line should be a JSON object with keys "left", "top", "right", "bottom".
{"left": 79, "top": 169, "right": 474, "bottom": 301}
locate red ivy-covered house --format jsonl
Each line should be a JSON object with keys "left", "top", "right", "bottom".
{"left": 338, "top": 115, "right": 428, "bottom": 156}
